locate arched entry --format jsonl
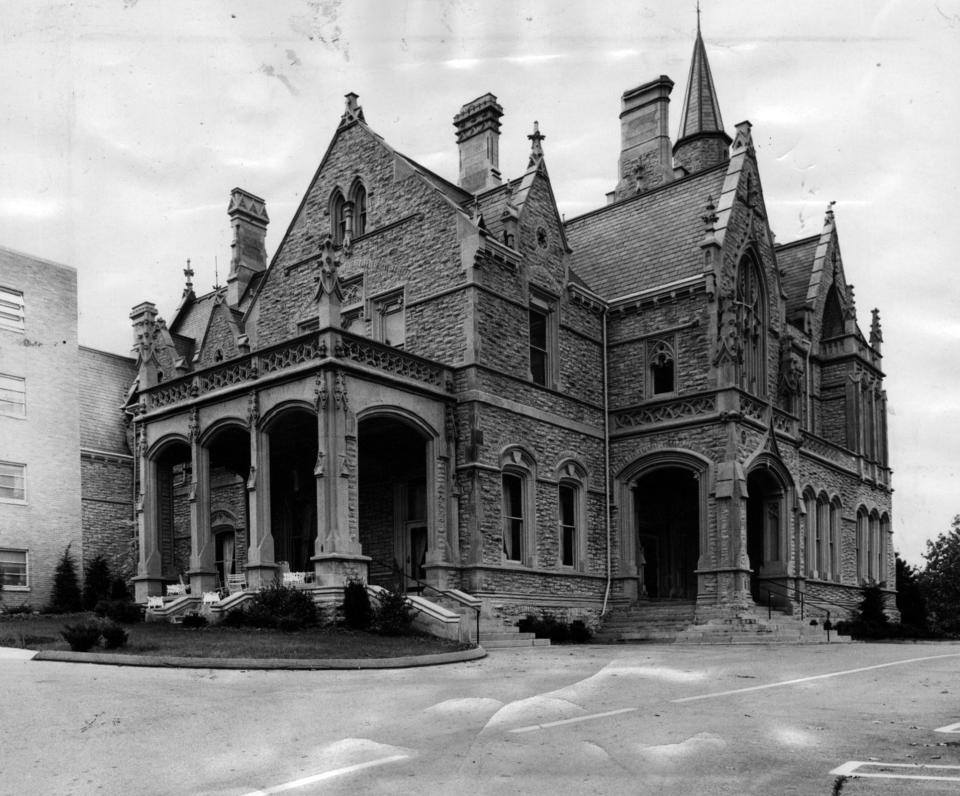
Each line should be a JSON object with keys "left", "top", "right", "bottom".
{"left": 358, "top": 413, "right": 431, "bottom": 590}
{"left": 634, "top": 467, "right": 700, "bottom": 599}
{"left": 266, "top": 408, "right": 318, "bottom": 573}
{"left": 205, "top": 424, "right": 250, "bottom": 586}
{"left": 150, "top": 438, "right": 192, "bottom": 579}
{"left": 746, "top": 463, "right": 789, "bottom": 602}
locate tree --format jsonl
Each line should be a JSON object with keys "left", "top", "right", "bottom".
{"left": 47, "top": 544, "right": 82, "bottom": 613}
{"left": 895, "top": 553, "right": 927, "bottom": 630}
{"left": 920, "top": 517, "right": 960, "bottom": 636}
{"left": 82, "top": 555, "right": 112, "bottom": 610}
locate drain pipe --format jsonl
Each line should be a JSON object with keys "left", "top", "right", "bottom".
{"left": 600, "top": 305, "right": 612, "bottom": 617}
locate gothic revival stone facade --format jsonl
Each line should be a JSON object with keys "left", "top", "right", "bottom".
{"left": 126, "top": 29, "right": 893, "bottom": 627}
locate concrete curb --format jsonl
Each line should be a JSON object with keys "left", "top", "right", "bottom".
{"left": 31, "top": 645, "right": 487, "bottom": 670}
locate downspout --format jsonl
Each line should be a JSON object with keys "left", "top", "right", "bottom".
{"left": 600, "top": 305, "right": 612, "bottom": 617}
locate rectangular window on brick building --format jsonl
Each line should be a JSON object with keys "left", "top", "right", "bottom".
{"left": 0, "top": 374, "right": 25, "bottom": 417}
{"left": 0, "top": 461, "right": 25, "bottom": 501}
{"left": 529, "top": 307, "right": 548, "bottom": 385}
{"left": 502, "top": 472, "right": 524, "bottom": 562}
{"left": 0, "top": 287, "right": 25, "bottom": 332}
{"left": 373, "top": 289, "right": 405, "bottom": 348}
{"left": 559, "top": 483, "right": 577, "bottom": 567}
{"left": 0, "top": 548, "right": 27, "bottom": 589}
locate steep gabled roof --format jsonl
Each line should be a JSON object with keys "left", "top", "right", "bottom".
{"left": 564, "top": 164, "right": 726, "bottom": 298}
{"left": 776, "top": 234, "right": 819, "bottom": 320}
{"left": 676, "top": 22, "right": 727, "bottom": 144}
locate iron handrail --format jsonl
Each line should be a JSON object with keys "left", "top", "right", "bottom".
{"left": 759, "top": 578, "right": 859, "bottom": 626}
{"left": 366, "top": 554, "right": 481, "bottom": 645}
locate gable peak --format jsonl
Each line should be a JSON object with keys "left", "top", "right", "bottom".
{"left": 340, "top": 92, "right": 365, "bottom": 128}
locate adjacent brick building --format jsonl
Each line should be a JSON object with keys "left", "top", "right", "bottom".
{"left": 126, "top": 27, "right": 893, "bottom": 627}
{"left": 0, "top": 246, "right": 136, "bottom": 608}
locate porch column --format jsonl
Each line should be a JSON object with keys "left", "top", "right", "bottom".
{"left": 188, "top": 415, "right": 218, "bottom": 594}
{"left": 244, "top": 399, "right": 277, "bottom": 589}
{"left": 313, "top": 366, "right": 368, "bottom": 586}
{"left": 133, "top": 423, "right": 164, "bottom": 601}
{"left": 711, "top": 411, "right": 753, "bottom": 606}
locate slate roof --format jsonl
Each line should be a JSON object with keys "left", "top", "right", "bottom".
{"left": 564, "top": 164, "right": 726, "bottom": 299}
{"left": 677, "top": 26, "right": 726, "bottom": 143}
{"left": 776, "top": 235, "right": 818, "bottom": 319}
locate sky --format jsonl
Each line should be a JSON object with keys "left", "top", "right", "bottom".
{"left": 1, "top": 0, "right": 959, "bottom": 566}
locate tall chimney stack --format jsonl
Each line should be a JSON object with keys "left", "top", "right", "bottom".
{"left": 453, "top": 93, "right": 504, "bottom": 193}
{"left": 614, "top": 76, "right": 675, "bottom": 200}
{"left": 226, "top": 188, "right": 269, "bottom": 306}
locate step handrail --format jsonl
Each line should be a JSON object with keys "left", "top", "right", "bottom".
{"left": 366, "top": 554, "right": 481, "bottom": 644}
{"left": 759, "top": 578, "right": 860, "bottom": 626}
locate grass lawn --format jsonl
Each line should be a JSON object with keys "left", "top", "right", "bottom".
{"left": 0, "top": 613, "right": 472, "bottom": 659}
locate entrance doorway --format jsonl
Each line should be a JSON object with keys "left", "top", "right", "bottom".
{"left": 746, "top": 468, "right": 784, "bottom": 602}
{"left": 267, "top": 409, "right": 318, "bottom": 573}
{"left": 358, "top": 416, "right": 429, "bottom": 591}
{"left": 634, "top": 468, "right": 699, "bottom": 599}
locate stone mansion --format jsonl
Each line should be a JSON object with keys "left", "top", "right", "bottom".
{"left": 124, "top": 26, "right": 893, "bottom": 626}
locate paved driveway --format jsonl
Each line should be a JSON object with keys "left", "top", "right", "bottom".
{"left": 2, "top": 641, "right": 959, "bottom": 794}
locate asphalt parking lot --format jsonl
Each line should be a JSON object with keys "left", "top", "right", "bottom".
{"left": 2, "top": 641, "right": 959, "bottom": 795}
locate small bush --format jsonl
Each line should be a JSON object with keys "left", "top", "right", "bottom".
{"left": 220, "top": 608, "right": 249, "bottom": 628}
{"left": 61, "top": 619, "right": 102, "bottom": 651}
{"left": 342, "top": 578, "right": 372, "bottom": 630}
{"left": 243, "top": 582, "right": 317, "bottom": 630}
{"left": 518, "top": 613, "right": 591, "bottom": 644}
{"left": 94, "top": 599, "right": 143, "bottom": 624}
{"left": 181, "top": 613, "right": 208, "bottom": 629}
{"left": 374, "top": 588, "right": 416, "bottom": 636}
{"left": 99, "top": 619, "right": 128, "bottom": 650}
{"left": 110, "top": 577, "right": 131, "bottom": 602}
{"left": 2, "top": 602, "right": 34, "bottom": 616}
{"left": 569, "top": 619, "right": 592, "bottom": 644}
{"left": 83, "top": 556, "right": 112, "bottom": 611}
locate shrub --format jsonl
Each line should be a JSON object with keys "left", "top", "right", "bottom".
{"left": 94, "top": 599, "right": 143, "bottom": 624}
{"left": 61, "top": 619, "right": 102, "bottom": 651}
{"left": 181, "top": 613, "right": 208, "bottom": 629}
{"left": 99, "top": 619, "right": 128, "bottom": 650}
{"left": 518, "top": 613, "right": 591, "bottom": 644}
{"left": 110, "top": 577, "right": 131, "bottom": 602}
{"left": 47, "top": 544, "right": 83, "bottom": 614}
{"left": 342, "top": 578, "right": 372, "bottom": 630}
{"left": 2, "top": 602, "right": 34, "bottom": 616}
{"left": 374, "top": 588, "right": 416, "bottom": 636}
{"left": 82, "top": 556, "right": 112, "bottom": 611}
{"left": 243, "top": 582, "right": 317, "bottom": 631}
{"left": 569, "top": 619, "right": 593, "bottom": 644}
{"left": 220, "top": 608, "right": 249, "bottom": 628}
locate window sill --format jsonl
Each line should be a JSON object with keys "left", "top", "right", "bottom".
{"left": 0, "top": 497, "right": 27, "bottom": 506}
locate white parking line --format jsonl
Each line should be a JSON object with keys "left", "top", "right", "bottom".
{"left": 241, "top": 754, "right": 410, "bottom": 795}
{"left": 831, "top": 761, "right": 960, "bottom": 782}
{"left": 672, "top": 653, "right": 960, "bottom": 703}
{"left": 510, "top": 707, "right": 638, "bottom": 734}
{"left": 935, "top": 722, "right": 960, "bottom": 734}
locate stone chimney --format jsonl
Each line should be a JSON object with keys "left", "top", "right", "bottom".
{"left": 226, "top": 188, "right": 269, "bottom": 307}
{"left": 614, "top": 76, "right": 675, "bottom": 200}
{"left": 453, "top": 94, "right": 503, "bottom": 193}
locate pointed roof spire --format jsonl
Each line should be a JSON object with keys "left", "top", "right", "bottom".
{"left": 677, "top": 14, "right": 725, "bottom": 142}
{"left": 527, "top": 120, "right": 545, "bottom": 168}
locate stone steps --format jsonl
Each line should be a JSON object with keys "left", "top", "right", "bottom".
{"left": 478, "top": 625, "right": 552, "bottom": 649}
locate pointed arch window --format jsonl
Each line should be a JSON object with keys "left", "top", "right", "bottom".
{"left": 736, "top": 254, "right": 766, "bottom": 396}
{"left": 803, "top": 489, "right": 817, "bottom": 578}
{"left": 350, "top": 180, "right": 367, "bottom": 237}
{"left": 856, "top": 507, "right": 868, "bottom": 584}
{"left": 647, "top": 337, "right": 676, "bottom": 397}
{"left": 822, "top": 284, "right": 844, "bottom": 339}
{"left": 329, "top": 189, "right": 347, "bottom": 245}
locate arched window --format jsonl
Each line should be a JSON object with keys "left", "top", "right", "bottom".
{"left": 501, "top": 447, "right": 536, "bottom": 566}
{"left": 648, "top": 338, "right": 675, "bottom": 397}
{"left": 350, "top": 180, "right": 367, "bottom": 237}
{"left": 816, "top": 493, "right": 830, "bottom": 579}
{"left": 867, "top": 510, "right": 880, "bottom": 582}
{"left": 329, "top": 189, "right": 347, "bottom": 245}
{"left": 879, "top": 514, "right": 890, "bottom": 586}
{"left": 803, "top": 489, "right": 817, "bottom": 578}
{"left": 829, "top": 498, "right": 842, "bottom": 582}
{"left": 736, "top": 254, "right": 766, "bottom": 396}
{"left": 856, "top": 508, "right": 868, "bottom": 584}
{"left": 556, "top": 460, "right": 587, "bottom": 570}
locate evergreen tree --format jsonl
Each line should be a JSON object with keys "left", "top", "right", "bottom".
{"left": 47, "top": 544, "right": 82, "bottom": 613}
{"left": 895, "top": 553, "right": 928, "bottom": 630}
{"left": 82, "top": 555, "right": 112, "bottom": 610}
{"left": 920, "top": 517, "right": 960, "bottom": 635}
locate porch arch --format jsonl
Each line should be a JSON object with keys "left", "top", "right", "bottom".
{"left": 744, "top": 452, "right": 795, "bottom": 601}
{"left": 616, "top": 449, "right": 711, "bottom": 600}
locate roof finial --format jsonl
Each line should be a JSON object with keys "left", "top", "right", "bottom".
{"left": 527, "top": 120, "right": 545, "bottom": 167}
{"left": 696, "top": 1, "right": 701, "bottom": 34}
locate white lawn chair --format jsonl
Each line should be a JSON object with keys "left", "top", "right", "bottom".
{"left": 282, "top": 571, "right": 305, "bottom": 587}
{"left": 202, "top": 591, "right": 221, "bottom": 606}
{"left": 147, "top": 595, "right": 164, "bottom": 610}
{"left": 226, "top": 574, "right": 246, "bottom": 595}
